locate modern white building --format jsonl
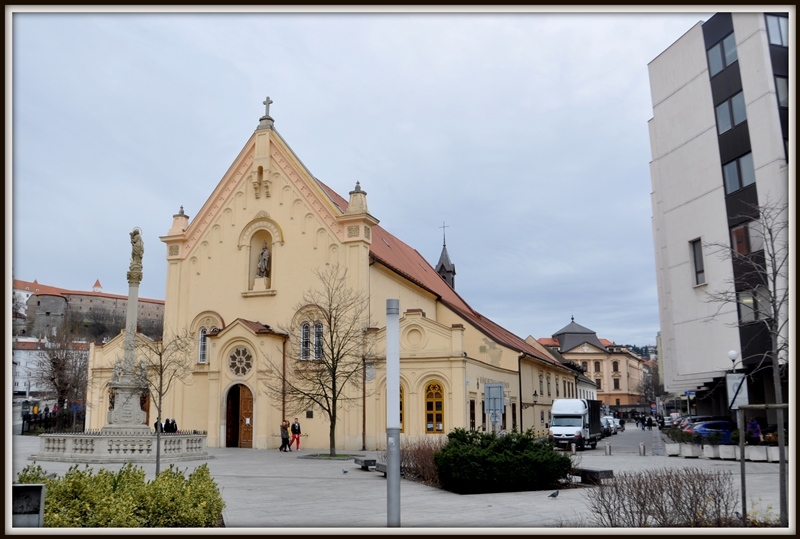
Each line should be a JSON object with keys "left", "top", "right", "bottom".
{"left": 648, "top": 12, "right": 789, "bottom": 419}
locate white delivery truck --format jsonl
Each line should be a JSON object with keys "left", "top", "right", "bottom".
{"left": 548, "top": 398, "right": 603, "bottom": 450}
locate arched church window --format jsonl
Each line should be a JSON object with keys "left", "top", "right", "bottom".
{"left": 425, "top": 382, "right": 444, "bottom": 433}
{"left": 314, "top": 322, "right": 323, "bottom": 360}
{"left": 228, "top": 346, "right": 253, "bottom": 377}
{"left": 198, "top": 328, "right": 208, "bottom": 364}
{"left": 301, "top": 323, "right": 310, "bottom": 360}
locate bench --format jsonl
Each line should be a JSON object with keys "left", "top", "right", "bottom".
{"left": 354, "top": 457, "right": 376, "bottom": 471}
{"left": 571, "top": 467, "right": 614, "bottom": 485}
{"left": 375, "top": 462, "right": 387, "bottom": 477}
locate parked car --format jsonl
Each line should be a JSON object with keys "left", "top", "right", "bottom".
{"left": 681, "top": 415, "right": 731, "bottom": 433}
{"left": 690, "top": 420, "right": 737, "bottom": 444}
{"left": 600, "top": 417, "right": 615, "bottom": 436}
{"left": 613, "top": 417, "right": 624, "bottom": 431}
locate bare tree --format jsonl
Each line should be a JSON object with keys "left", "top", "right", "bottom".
{"left": 129, "top": 329, "right": 195, "bottom": 475}
{"left": 261, "top": 264, "right": 373, "bottom": 456}
{"left": 634, "top": 367, "right": 669, "bottom": 409}
{"left": 32, "top": 327, "right": 89, "bottom": 416}
{"left": 703, "top": 198, "right": 788, "bottom": 526}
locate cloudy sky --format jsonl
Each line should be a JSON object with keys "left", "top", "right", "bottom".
{"left": 9, "top": 7, "right": 722, "bottom": 347}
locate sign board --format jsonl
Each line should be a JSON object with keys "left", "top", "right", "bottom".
{"left": 726, "top": 373, "right": 749, "bottom": 410}
{"left": 484, "top": 383, "right": 505, "bottom": 415}
{"left": 13, "top": 484, "right": 45, "bottom": 527}
{"left": 684, "top": 391, "right": 696, "bottom": 397}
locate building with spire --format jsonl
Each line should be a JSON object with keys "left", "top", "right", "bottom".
{"left": 85, "top": 100, "right": 576, "bottom": 450}
{"left": 435, "top": 223, "right": 456, "bottom": 288}
{"left": 537, "top": 318, "right": 646, "bottom": 416}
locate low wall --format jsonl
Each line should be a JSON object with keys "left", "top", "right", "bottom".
{"left": 30, "top": 432, "right": 211, "bottom": 463}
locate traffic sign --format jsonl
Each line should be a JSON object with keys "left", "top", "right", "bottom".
{"left": 685, "top": 391, "right": 696, "bottom": 397}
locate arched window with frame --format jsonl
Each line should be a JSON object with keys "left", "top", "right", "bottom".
{"left": 301, "top": 322, "right": 311, "bottom": 360}
{"left": 425, "top": 382, "right": 444, "bottom": 433}
{"left": 313, "top": 322, "right": 323, "bottom": 360}
{"left": 582, "top": 361, "right": 588, "bottom": 372}
{"left": 198, "top": 327, "right": 208, "bottom": 364}
{"left": 594, "top": 361, "right": 601, "bottom": 372}
{"left": 612, "top": 361, "right": 619, "bottom": 372}
{"left": 399, "top": 385, "right": 405, "bottom": 433}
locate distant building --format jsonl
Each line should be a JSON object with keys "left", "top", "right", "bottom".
{"left": 13, "top": 279, "right": 164, "bottom": 338}
{"left": 538, "top": 318, "right": 646, "bottom": 415}
{"left": 11, "top": 336, "right": 89, "bottom": 397}
{"left": 648, "top": 12, "right": 789, "bottom": 419}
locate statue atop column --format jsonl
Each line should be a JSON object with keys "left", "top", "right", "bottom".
{"left": 127, "top": 227, "right": 144, "bottom": 285}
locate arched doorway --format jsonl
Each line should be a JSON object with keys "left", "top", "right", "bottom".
{"left": 225, "top": 384, "right": 253, "bottom": 448}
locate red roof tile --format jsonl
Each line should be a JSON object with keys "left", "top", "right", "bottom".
{"left": 13, "top": 278, "right": 164, "bottom": 304}
{"left": 317, "top": 181, "right": 560, "bottom": 367}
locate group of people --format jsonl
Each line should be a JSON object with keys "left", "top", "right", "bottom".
{"left": 636, "top": 415, "right": 655, "bottom": 430}
{"left": 154, "top": 418, "right": 179, "bottom": 433}
{"left": 279, "top": 418, "right": 302, "bottom": 452}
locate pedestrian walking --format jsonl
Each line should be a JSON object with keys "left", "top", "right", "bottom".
{"left": 154, "top": 419, "right": 163, "bottom": 433}
{"left": 646, "top": 416, "right": 653, "bottom": 431}
{"left": 279, "top": 420, "right": 291, "bottom": 452}
{"left": 290, "top": 417, "right": 302, "bottom": 451}
{"left": 747, "top": 418, "right": 762, "bottom": 445}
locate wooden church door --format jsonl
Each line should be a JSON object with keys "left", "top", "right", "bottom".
{"left": 225, "top": 384, "right": 254, "bottom": 448}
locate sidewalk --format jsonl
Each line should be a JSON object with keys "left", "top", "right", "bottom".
{"left": 8, "top": 431, "right": 791, "bottom": 530}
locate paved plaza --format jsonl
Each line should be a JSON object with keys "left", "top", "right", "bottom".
{"left": 8, "top": 426, "right": 793, "bottom": 532}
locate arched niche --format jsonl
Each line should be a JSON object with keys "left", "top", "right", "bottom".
{"left": 238, "top": 214, "right": 284, "bottom": 291}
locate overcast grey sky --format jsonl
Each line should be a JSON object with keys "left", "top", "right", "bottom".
{"left": 9, "top": 7, "right": 723, "bottom": 347}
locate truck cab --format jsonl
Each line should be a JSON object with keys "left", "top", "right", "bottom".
{"left": 548, "top": 398, "right": 603, "bottom": 451}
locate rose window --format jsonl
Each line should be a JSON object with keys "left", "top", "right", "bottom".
{"left": 228, "top": 346, "right": 253, "bottom": 376}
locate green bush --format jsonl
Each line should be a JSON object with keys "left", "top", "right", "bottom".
{"left": 433, "top": 428, "right": 572, "bottom": 494}
{"left": 15, "top": 462, "right": 224, "bottom": 527}
{"left": 705, "top": 431, "right": 723, "bottom": 446}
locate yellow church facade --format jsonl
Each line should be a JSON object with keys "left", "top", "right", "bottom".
{"left": 85, "top": 105, "right": 573, "bottom": 451}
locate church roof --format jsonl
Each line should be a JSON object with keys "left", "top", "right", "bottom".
{"left": 317, "top": 180, "right": 561, "bottom": 368}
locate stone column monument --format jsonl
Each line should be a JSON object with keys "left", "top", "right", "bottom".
{"left": 101, "top": 227, "right": 150, "bottom": 435}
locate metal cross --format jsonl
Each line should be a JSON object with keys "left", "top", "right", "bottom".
{"left": 263, "top": 96, "right": 273, "bottom": 117}
{"left": 439, "top": 221, "right": 449, "bottom": 245}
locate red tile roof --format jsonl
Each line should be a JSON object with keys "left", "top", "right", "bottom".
{"left": 317, "top": 181, "right": 560, "bottom": 367}
{"left": 13, "top": 279, "right": 164, "bottom": 304}
{"left": 538, "top": 337, "right": 619, "bottom": 348}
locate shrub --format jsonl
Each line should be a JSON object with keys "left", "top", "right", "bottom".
{"left": 15, "top": 462, "right": 224, "bottom": 527}
{"left": 433, "top": 428, "right": 572, "bottom": 494}
{"left": 705, "top": 431, "right": 723, "bottom": 446}
{"left": 391, "top": 435, "right": 448, "bottom": 487}
{"left": 731, "top": 429, "right": 741, "bottom": 445}
{"left": 587, "top": 467, "right": 739, "bottom": 527}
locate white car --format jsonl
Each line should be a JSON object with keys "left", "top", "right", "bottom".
{"left": 602, "top": 416, "right": 618, "bottom": 435}
{"left": 613, "top": 417, "right": 625, "bottom": 431}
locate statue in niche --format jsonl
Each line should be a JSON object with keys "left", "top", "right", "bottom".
{"left": 257, "top": 241, "right": 270, "bottom": 278}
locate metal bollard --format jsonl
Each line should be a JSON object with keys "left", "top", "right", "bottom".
{"left": 570, "top": 443, "right": 577, "bottom": 455}
{"left": 604, "top": 443, "right": 611, "bottom": 455}
{"left": 639, "top": 442, "right": 646, "bottom": 456}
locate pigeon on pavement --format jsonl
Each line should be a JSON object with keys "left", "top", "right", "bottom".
{"left": 342, "top": 469, "right": 349, "bottom": 474}
{"left": 548, "top": 490, "right": 559, "bottom": 498}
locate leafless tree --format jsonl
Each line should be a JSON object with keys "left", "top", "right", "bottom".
{"left": 32, "top": 328, "right": 89, "bottom": 416}
{"left": 703, "top": 197, "right": 788, "bottom": 526}
{"left": 634, "top": 367, "right": 669, "bottom": 408}
{"left": 261, "top": 264, "right": 374, "bottom": 456}
{"left": 128, "top": 328, "right": 195, "bottom": 475}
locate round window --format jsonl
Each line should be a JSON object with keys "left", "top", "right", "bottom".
{"left": 228, "top": 346, "right": 253, "bottom": 377}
